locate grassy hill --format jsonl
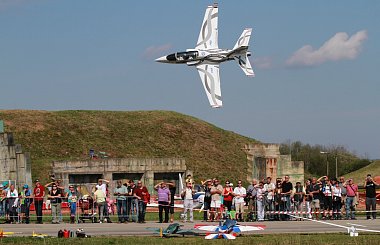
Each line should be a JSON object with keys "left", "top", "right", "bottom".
{"left": 0, "top": 110, "right": 258, "bottom": 183}
{"left": 343, "top": 160, "right": 380, "bottom": 184}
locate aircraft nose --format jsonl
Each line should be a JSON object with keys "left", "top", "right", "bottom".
{"left": 155, "top": 55, "right": 168, "bottom": 63}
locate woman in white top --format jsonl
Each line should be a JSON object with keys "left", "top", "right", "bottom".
{"left": 331, "top": 180, "right": 342, "bottom": 220}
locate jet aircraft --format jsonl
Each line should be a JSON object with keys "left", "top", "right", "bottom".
{"left": 156, "top": 3, "right": 254, "bottom": 108}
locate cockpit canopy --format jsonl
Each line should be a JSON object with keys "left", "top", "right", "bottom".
{"left": 167, "top": 51, "right": 198, "bottom": 62}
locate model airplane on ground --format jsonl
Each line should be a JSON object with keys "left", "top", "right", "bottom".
{"left": 194, "top": 219, "right": 265, "bottom": 239}
{"left": 146, "top": 223, "right": 199, "bottom": 238}
{"left": 156, "top": 3, "right": 254, "bottom": 108}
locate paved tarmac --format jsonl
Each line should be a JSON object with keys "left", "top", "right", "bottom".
{"left": 2, "top": 218, "right": 380, "bottom": 237}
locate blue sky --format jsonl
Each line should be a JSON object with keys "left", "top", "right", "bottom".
{"left": 1, "top": 0, "right": 379, "bottom": 159}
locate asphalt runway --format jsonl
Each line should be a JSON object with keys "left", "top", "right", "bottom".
{"left": 2, "top": 219, "right": 380, "bottom": 237}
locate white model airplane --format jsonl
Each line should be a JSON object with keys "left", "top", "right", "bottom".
{"left": 156, "top": 3, "right": 254, "bottom": 108}
{"left": 194, "top": 219, "right": 265, "bottom": 239}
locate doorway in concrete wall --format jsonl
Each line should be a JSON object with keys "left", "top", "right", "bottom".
{"left": 154, "top": 172, "right": 183, "bottom": 195}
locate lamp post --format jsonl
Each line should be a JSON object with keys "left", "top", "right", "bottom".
{"left": 320, "top": 151, "right": 329, "bottom": 177}
{"left": 334, "top": 156, "right": 338, "bottom": 179}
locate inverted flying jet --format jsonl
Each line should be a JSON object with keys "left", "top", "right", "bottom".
{"left": 194, "top": 219, "right": 265, "bottom": 240}
{"left": 156, "top": 3, "right": 254, "bottom": 108}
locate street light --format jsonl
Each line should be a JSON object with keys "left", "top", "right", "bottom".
{"left": 320, "top": 151, "right": 329, "bottom": 177}
{"left": 320, "top": 151, "right": 339, "bottom": 178}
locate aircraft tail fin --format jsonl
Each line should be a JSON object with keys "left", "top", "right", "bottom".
{"left": 233, "top": 28, "right": 252, "bottom": 50}
{"left": 229, "top": 28, "right": 254, "bottom": 77}
{"left": 234, "top": 54, "right": 254, "bottom": 77}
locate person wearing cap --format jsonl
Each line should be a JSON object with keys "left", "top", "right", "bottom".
{"left": 66, "top": 185, "right": 80, "bottom": 223}
{"left": 364, "top": 174, "right": 378, "bottom": 220}
{"left": 0, "top": 184, "right": 5, "bottom": 218}
{"left": 20, "top": 184, "right": 32, "bottom": 224}
{"left": 33, "top": 179, "right": 45, "bottom": 224}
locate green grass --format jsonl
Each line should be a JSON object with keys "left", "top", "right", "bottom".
{"left": 344, "top": 160, "right": 380, "bottom": 184}
{"left": 0, "top": 110, "right": 257, "bottom": 183}
{"left": 2, "top": 233, "right": 380, "bottom": 245}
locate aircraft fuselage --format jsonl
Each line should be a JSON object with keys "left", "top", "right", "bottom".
{"left": 156, "top": 49, "right": 244, "bottom": 66}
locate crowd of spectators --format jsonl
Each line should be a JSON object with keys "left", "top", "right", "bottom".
{"left": 173, "top": 174, "right": 378, "bottom": 223}
{"left": 0, "top": 173, "right": 377, "bottom": 224}
{"left": 0, "top": 178, "right": 150, "bottom": 224}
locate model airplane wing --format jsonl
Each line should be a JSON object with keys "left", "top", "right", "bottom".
{"left": 233, "top": 225, "right": 266, "bottom": 232}
{"left": 196, "top": 4, "right": 218, "bottom": 50}
{"left": 194, "top": 225, "right": 219, "bottom": 232}
{"left": 196, "top": 64, "right": 222, "bottom": 108}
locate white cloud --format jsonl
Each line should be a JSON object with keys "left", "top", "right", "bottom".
{"left": 142, "top": 44, "right": 172, "bottom": 60}
{"left": 253, "top": 56, "right": 273, "bottom": 69}
{"left": 286, "top": 30, "right": 368, "bottom": 67}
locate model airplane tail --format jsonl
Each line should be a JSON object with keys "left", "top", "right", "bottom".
{"left": 230, "top": 28, "right": 254, "bottom": 77}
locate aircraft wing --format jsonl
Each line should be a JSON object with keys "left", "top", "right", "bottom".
{"left": 194, "top": 225, "right": 219, "bottom": 232}
{"left": 196, "top": 64, "right": 222, "bottom": 108}
{"left": 195, "top": 4, "right": 218, "bottom": 50}
{"left": 233, "top": 225, "right": 266, "bottom": 232}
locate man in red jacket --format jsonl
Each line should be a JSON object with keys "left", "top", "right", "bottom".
{"left": 33, "top": 179, "right": 45, "bottom": 224}
{"left": 133, "top": 181, "right": 150, "bottom": 223}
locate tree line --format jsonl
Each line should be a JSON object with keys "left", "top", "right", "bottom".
{"left": 279, "top": 141, "right": 371, "bottom": 179}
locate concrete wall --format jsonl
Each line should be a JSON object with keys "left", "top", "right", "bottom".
{"left": 52, "top": 158, "right": 191, "bottom": 194}
{"left": 0, "top": 132, "right": 32, "bottom": 189}
{"left": 244, "top": 143, "right": 304, "bottom": 184}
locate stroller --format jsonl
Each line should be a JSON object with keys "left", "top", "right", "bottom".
{"left": 78, "top": 195, "right": 97, "bottom": 223}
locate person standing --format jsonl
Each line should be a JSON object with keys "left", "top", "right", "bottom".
{"left": 222, "top": 180, "right": 234, "bottom": 212}
{"left": 233, "top": 180, "right": 247, "bottom": 222}
{"left": 94, "top": 185, "right": 107, "bottom": 223}
{"left": 364, "top": 174, "right": 378, "bottom": 220}
{"left": 246, "top": 179, "right": 257, "bottom": 221}
{"left": 33, "top": 179, "right": 45, "bottom": 224}
{"left": 48, "top": 183, "right": 62, "bottom": 224}
{"left": 181, "top": 181, "right": 195, "bottom": 222}
{"left": 202, "top": 180, "right": 212, "bottom": 221}
{"left": 129, "top": 181, "right": 138, "bottom": 222}
{"left": 114, "top": 180, "right": 128, "bottom": 223}
{"left": 309, "top": 177, "right": 321, "bottom": 220}
{"left": 256, "top": 181, "right": 265, "bottom": 221}
{"left": 281, "top": 175, "right": 293, "bottom": 221}
{"left": 20, "top": 184, "right": 32, "bottom": 224}
{"left": 133, "top": 181, "right": 150, "bottom": 223}
{"left": 154, "top": 182, "right": 171, "bottom": 223}
{"left": 167, "top": 181, "right": 176, "bottom": 223}
{"left": 210, "top": 179, "right": 223, "bottom": 221}
{"left": 293, "top": 182, "right": 305, "bottom": 219}
{"left": 344, "top": 179, "right": 358, "bottom": 220}
{"left": 331, "top": 179, "right": 342, "bottom": 220}
{"left": 6, "top": 184, "right": 18, "bottom": 223}
{"left": 0, "top": 184, "right": 6, "bottom": 218}
{"left": 305, "top": 179, "right": 312, "bottom": 219}
{"left": 66, "top": 185, "right": 80, "bottom": 223}
{"left": 263, "top": 177, "right": 275, "bottom": 220}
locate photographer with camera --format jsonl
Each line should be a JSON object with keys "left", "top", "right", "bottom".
{"left": 364, "top": 174, "right": 378, "bottom": 220}
{"left": 344, "top": 178, "right": 358, "bottom": 220}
